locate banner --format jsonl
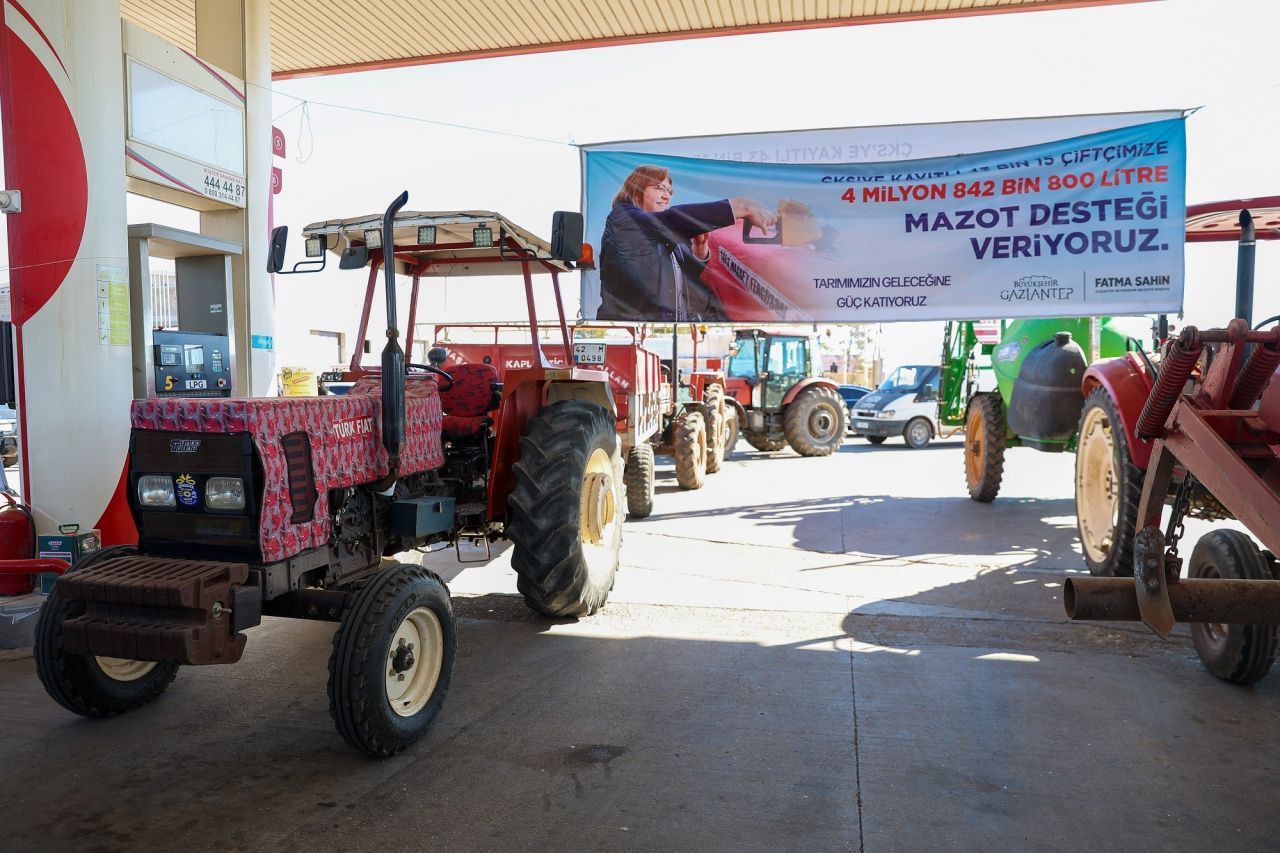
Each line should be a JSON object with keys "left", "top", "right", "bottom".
{"left": 580, "top": 116, "right": 1186, "bottom": 323}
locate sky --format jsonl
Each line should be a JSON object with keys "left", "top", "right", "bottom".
{"left": 259, "top": 0, "right": 1280, "bottom": 375}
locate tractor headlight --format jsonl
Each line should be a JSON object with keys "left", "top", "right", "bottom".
{"left": 138, "top": 475, "right": 176, "bottom": 508}
{"left": 205, "top": 477, "right": 246, "bottom": 511}
{"left": 879, "top": 410, "right": 896, "bottom": 419}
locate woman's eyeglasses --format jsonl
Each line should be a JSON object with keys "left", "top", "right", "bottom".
{"left": 650, "top": 183, "right": 673, "bottom": 196}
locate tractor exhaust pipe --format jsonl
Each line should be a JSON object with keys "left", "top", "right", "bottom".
{"left": 377, "top": 191, "right": 410, "bottom": 493}
{"left": 1064, "top": 577, "right": 1280, "bottom": 624}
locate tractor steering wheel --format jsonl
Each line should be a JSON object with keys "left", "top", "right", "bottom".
{"left": 407, "top": 362, "right": 453, "bottom": 392}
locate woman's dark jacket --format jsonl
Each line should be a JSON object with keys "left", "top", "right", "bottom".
{"left": 597, "top": 199, "right": 735, "bottom": 321}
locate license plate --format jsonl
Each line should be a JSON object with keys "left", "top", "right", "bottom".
{"left": 855, "top": 421, "right": 869, "bottom": 429}
{"left": 573, "top": 342, "right": 606, "bottom": 365}
{"left": 185, "top": 379, "right": 208, "bottom": 390}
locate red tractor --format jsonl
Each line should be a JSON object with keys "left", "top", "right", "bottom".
{"left": 432, "top": 323, "right": 668, "bottom": 516}
{"left": 1072, "top": 198, "right": 1280, "bottom": 578}
{"left": 722, "top": 327, "right": 846, "bottom": 456}
{"left": 1066, "top": 319, "right": 1280, "bottom": 685}
{"left": 33, "top": 194, "right": 624, "bottom": 756}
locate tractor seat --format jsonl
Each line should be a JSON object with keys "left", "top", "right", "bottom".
{"left": 440, "top": 362, "right": 501, "bottom": 438}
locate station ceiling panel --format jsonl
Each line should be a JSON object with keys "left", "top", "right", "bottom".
{"left": 119, "top": 0, "right": 1145, "bottom": 80}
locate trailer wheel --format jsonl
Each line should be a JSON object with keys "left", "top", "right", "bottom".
{"left": 703, "top": 384, "right": 727, "bottom": 474}
{"left": 1075, "top": 387, "right": 1144, "bottom": 576}
{"left": 964, "top": 393, "right": 1006, "bottom": 503}
{"left": 624, "top": 443, "right": 655, "bottom": 519}
{"left": 673, "top": 410, "right": 708, "bottom": 490}
{"left": 745, "top": 430, "right": 787, "bottom": 452}
{"left": 1188, "top": 530, "right": 1279, "bottom": 685}
{"left": 784, "top": 385, "right": 846, "bottom": 457}
{"left": 328, "top": 563, "right": 456, "bottom": 757}
{"left": 34, "top": 545, "right": 179, "bottom": 718}
{"left": 509, "top": 400, "right": 623, "bottom": 617}
{"left": 904, "top": 417, "right": 933, "bottom": 449}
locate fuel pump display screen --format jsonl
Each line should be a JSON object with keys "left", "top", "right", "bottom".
{"left": 153, "top": 330, "right": 231, "bottom": 398}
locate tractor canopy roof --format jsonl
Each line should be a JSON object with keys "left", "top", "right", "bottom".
{"left": 301, "top": 210, "right": 576, "bottom": 276}
{"left": 1185, "top": 197, "right": 1280, "bottom": 243}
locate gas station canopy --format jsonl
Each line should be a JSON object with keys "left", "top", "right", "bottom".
{"left": 120, "top": 0, "right": 1145, "bottom": 80}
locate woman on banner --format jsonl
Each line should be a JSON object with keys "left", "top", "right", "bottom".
{"left": 597, "top": 164, "right": 775, "bottom": 321}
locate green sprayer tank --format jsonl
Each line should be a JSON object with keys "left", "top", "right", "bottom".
{"left": 992, "top": 317, "right": 1145, "bottom": 404}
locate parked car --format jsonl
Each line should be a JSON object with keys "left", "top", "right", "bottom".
{"left": 848, "top": 365, "right": 941, "bottom": 449}
{"left": 837, "top": 384, "right": 871, "bottom": 430}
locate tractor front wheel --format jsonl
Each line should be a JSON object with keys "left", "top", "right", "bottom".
{"left": 1188, "top": 530, "right": 1279, "bottom": 685}
{"left": 673, "top": 410, "right": 708, "bottom": 490}
{"left": 624, "top": 443, "right": 655, "bottom": 519}
{"left": 35, "top": 545, "right": 179, "bottom": 718}
{"left": 508, "top": 400, "right": 623, "bottom": 617}
{"left": 784, "top": 385, "right": 846, "bottom": 456}
{"left": 328, "top": 563, "right": 456, "bottom": 757}
{"left": 703, "top": 384, "right": 727, "bottom": 474}
{"left": 1074, "top": 387, "right": 1144, "bottom": 577}
{"left": 964, "top": 393, "right": 1006, "bottom": 503}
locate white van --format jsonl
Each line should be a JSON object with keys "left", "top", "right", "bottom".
{"left": 847, "top": 364, "right": 941, "bottom": 449}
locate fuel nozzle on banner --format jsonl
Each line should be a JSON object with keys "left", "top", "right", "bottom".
{"left": 742, "top": 199, "right": 828, "bottom": 247}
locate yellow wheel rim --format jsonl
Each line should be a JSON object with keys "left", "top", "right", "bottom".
{"left": 94, "top": 657, "right": 157, "bottom": 682}
{"left": 580, "top": 447, "right": 619, "bottom": 585}
{"left": 964, "top": 406, "right": 985, "bottom": 488}
{"left": 1076, "top": 405, "right": 1120, "bottom": 563}
{"left": 386, "top": 606, "right": 445, "bottom": 718}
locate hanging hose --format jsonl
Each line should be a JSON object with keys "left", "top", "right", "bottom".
{"left": 1229, "top": 338, "right": 1280, "bottom": 410}
{"left": 1136, "top": 326, "right": 1202, "bottom": 440}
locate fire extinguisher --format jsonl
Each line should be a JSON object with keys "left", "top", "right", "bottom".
{"left": 0, "top": 491, "right": 36, "bottom": 595}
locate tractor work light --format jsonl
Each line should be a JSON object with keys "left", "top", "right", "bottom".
{"left": 472, "top": 225, "right": 493, "bottom": 248}
{"left": 417, "top": 225, "right": 436, "bottom": 245}
{"left": 304, "top": 235, "right": 324, "bottom": 257}
{"left": 205, "top": 477, "right": 246, "bottom": 511}
{"left": 137, "top": 475, "right": 176, "bottom": 508}
{"left": 364, "top": 228, "right": 382, "bottom": 249}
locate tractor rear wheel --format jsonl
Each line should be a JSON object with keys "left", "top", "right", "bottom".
{"left": 703, "top": 384, "right": 727, "bottom": 474}
{"left": 34, "top": 545, "right": 179, "bottom": 718}
{"left": 784, "top": 385, "right": 846, "bottom": 456}
{"left": 624, "top": 443, "right": 655, "bottom": 519}
{"left": 328, "top": 563, "right": 456, "bottom": 757}
{"left": 1188, "top": 530, "right": 1279, "bottom": 685}
{"left": 745, "top": 430, "right": 787, "bottom": 452}
{"left": 964, "top": 393, "right": 1006, "bottom": 503}
{"left": 673, "top": 410, "right": 708, "bottom": 490}
{"left": 508, "top": 400, "right": 623, "bottom": 617}
{"left": 1074, "top": 387, "right": 1144, "bottom": 577}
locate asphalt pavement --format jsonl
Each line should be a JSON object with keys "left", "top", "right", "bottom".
{"left": 1, "top": 434, "right": 1276, "bottom": 852}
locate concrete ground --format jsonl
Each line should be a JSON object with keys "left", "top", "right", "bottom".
{"left": 1, "top": 435, "right": 1277, "bottom": 851}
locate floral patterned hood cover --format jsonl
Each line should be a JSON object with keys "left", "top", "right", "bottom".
{"left": 130, "top": 377, "right": 444, "bottom": 562}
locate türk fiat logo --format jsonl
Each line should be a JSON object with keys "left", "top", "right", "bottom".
{"left": 170, "top": 439, "right": 202, "bottom": 453}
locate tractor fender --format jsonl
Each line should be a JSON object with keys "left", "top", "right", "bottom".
{"left": 546, "top": 379, "right": 617, "bottom": 418}
{"left": 781, "top": 377, "right": 839, "bottom": 407}
{"left": 1081, "top": 353, "right": 1156, "bottom": 469}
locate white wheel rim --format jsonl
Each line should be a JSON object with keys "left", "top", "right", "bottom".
{"left": 95, "top": 656, "right": 157, "bottom": 682}
{"left": 1076, "top": 405, "right": 1120, "bottom": 563}
{"left": 386, "top": 606, "right": 445, "bottom": 717}
{"left": 809, "top": 405, "right": 838, "bottom": 441}
{"left": 580, "top": 447, "right": 619, "bottom": 586}
{"left": 909, "top": 421, "right": 929, "bottom": 444}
